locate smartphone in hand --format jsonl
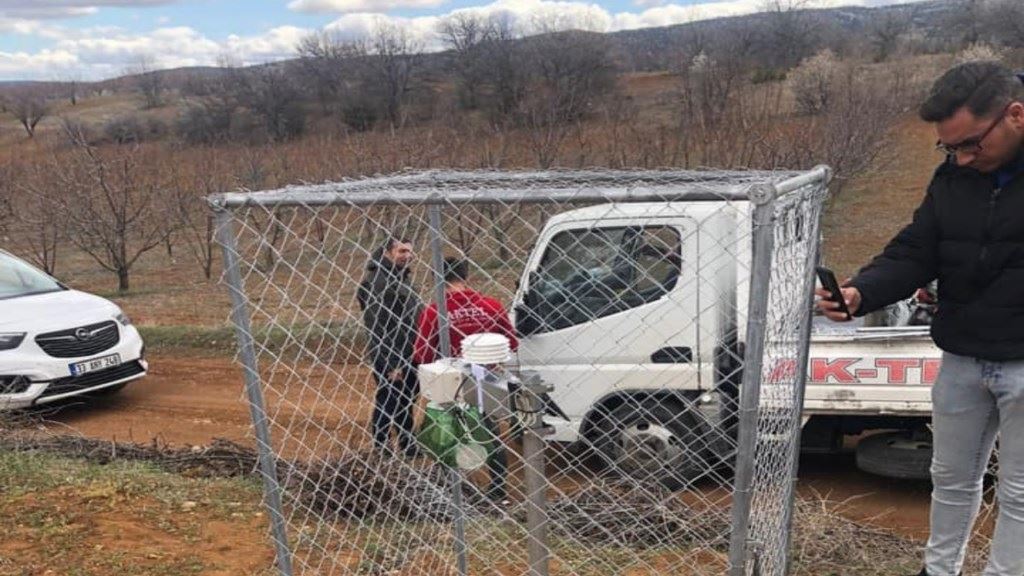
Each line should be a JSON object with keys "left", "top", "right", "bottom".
{"left": 815, "top": 266, "right": 851, "bottom": 319}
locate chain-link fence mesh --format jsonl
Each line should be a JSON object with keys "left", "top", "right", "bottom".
{"left": 210, "top": 167, "right": 830, "bottom": 576}
{"left": 727, "top": 180, "right": 830, "bottom": 576}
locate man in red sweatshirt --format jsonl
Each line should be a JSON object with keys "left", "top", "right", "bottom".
{"left": 413, "top": 258, "right": 518, "bottom": 502}
{"left": 413, "top": 258, "right": 518, "bottom": 365}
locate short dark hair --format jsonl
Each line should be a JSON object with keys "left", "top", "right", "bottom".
{"left": 443, "top": 258, "right": 468, "bottom": 283}
{"left": 383, "top": 236, "right": 412, "bottom": 252}
{"left": 919, "top": 61, "right": 1024, "bottom": 122}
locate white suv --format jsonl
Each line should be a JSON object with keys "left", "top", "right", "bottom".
{"left": 0, "top": 250, "right": 147, "bottom": 408}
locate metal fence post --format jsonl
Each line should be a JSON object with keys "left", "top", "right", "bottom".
{"left": 781, "top": 170, "right": 832, "bottom": 574}
{"left": 727, "top": 183, "right": 778, "bottom": 576}
{"left": 214, "top": 208, "right": 294, "bottom": 576}
{"left": 427, "top": 203, "right": 468, "bottom": 576}
{"left": 524, "top": 425, "right": 550, "bottom": 576}
{"left": 519, "top": 374, "right": 553, "bottom": 576}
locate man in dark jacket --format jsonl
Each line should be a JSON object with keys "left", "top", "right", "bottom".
{"left": 818, "top": 62, "right": 1024, "bottom": 576}
{"left": 357, "top": 237, "right": 422, "bottom": 457}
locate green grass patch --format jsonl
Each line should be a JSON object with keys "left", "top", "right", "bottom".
{"left": 0, "top": 450, "right": 262, "bottom": 513}
{"left": 138, "top": 320, "right": 365, "bottom": 358}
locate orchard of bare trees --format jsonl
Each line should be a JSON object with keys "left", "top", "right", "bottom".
{"left": 0, "top": 0, "right": 1022, "bottom": 292}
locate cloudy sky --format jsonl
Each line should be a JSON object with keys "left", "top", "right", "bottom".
{"left": 0, "top": 0, "right": 924, "bottom": 81}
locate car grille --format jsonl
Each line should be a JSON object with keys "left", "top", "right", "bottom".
{"left": 40, "top": 360, "right": 145, "bottom": 399}
{"left": 35, "top": 321, "right": 120, "bottom": 358}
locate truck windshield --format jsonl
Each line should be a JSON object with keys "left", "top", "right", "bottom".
{"left": 528, "top": 226, "right": 681, "bottom": 332}
{"left": 0, "top": 252, "right": 65, "bottom": 300}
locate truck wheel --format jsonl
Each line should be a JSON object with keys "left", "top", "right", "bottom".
{"left": 855, "top": 431, "right": 932, "bottom": 480}
{"left": 593, "top": 398, "right": 710, "bottom": 491}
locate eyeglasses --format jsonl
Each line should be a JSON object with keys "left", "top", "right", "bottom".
{"left": 935, "top": 102, "right": 1012, "bottom": 156}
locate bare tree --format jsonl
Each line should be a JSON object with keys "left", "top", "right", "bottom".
{"left": 296, "top": 31, "right": 368, "bottom": 114}
{"left": 869, "top": 10, "right": 911, "bottom": 62}
{"left": 439, "top": 13, "right": 492, "bottom": 109}
{"left": 14, "top": 166, "right": 63, "bottom": 275}
{"left": 0, "top": 162, "right": 15, "bottom": 241}
{"left": 789, "top": 49, "right": 839, "bottom": 115}
{"left": 760, "top": 0, "right": 817, "bottom": 68}
{"left": 676, "top": 25, "right": 756, "bottom": 132}
{"left": 228, "top": 64, "right": 306, "bottom": 142}
{"left": 526, "top": 29, "right": 615, "bottom": 124}
{"left": 369, "top": 21, "right": 422, "bottom": 126}
{"left": 176, "top": 155, "right": 223, "bottom": 279}
{"left": 515, "top": 26, "right": 615, "bottom": 167}
{"left": 60, "top": 73, "right": 83, "bottom": 106}
{"left": 477, "top": 14, "right": 531, "bottom": 122}
{"left": 984, "top": 0, "right": 1024, "bottom": 48}
{"left": 5, "top": 88, "right": 50, "bottom": 138}
{"left": 50, "top": 126, "right": 176, "bottom": 292}
{"left": 128, "top": 54, "right": 165, "bottom": 109}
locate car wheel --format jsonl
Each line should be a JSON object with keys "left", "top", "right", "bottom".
{"left": 855, "top": 431, "right": 932, "bottom": 480}
{"left": 592, "top": 397, "right": 711, "bottom": 491}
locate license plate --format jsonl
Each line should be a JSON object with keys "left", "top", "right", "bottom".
{"left": 69, "top": 353, "right": 121, "bottom": 376}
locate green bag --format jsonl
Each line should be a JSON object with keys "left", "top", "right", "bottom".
{"left": 417, "top": 403, "right": 494, "bottom": 468}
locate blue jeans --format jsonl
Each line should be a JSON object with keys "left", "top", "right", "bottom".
{"left": 926, "top": 353, "right": 1024, "bottom": 576}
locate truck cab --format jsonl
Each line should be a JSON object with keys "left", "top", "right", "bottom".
{"left": 510, "top": 201, "right": 938, "bottom": 484}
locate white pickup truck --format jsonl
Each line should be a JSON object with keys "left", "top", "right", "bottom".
{"left": 509, "top": 201, "right": 938, "bottom": 485}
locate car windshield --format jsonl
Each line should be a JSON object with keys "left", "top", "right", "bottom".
{"left": 0, "top": 252, "right": 64, "bottom": 299}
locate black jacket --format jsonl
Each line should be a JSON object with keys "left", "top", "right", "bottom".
{"left": 849, "top": 157, "right": 1024, "bottom": 360}
{"left": 357, "top": 250, "right": 421, "bottom": 373}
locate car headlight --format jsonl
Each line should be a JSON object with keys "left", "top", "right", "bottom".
{"left": 0, "top": 333, "right": 26, "bottom": 351}
{"left": 115, "top": 312, "right": 132, "bottom": 327}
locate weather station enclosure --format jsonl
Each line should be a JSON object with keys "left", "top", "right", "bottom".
{"left": 210, "top": 166, "right": 831, "bottom": 576}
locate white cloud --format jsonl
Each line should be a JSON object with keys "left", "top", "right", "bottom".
{"left": 224, "top": 26, "right": 312, "bottom": 62}
{"left": 325, "top": 13, "right": 440, "bottom": 46}
{"left": 289, "top": 0, "right": 446, "bottom": 14}
{"left": 612, "top": 0, "right": 762, "bottom": 30}
{"left": 0, "top": 48, "right": 78, "bottom": 77}
{"left": 0, "top": 0, "right": 938, "bottom": 81}
{"left": 321, "top": 0, "right": 610, "bottom": 47}
{"left": 1, "top": 24, "right": 317, "bottom": 80}
{"left": 321, "top": 0, "right": 931, "bottom": 43}
{"left": 0, "top": 1, "right": 175, "bottom": 19}
{"left": 0, "top": 16, "right": 47, "bottom": 34}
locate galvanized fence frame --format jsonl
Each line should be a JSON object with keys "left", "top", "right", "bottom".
{"left": 210, "top": 166, "right": 831, "bottom": 576}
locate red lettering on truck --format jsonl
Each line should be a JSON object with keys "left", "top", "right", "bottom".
{"left": 808, "top": 356, "right": 941, "bottom": 385}
{"left": 810, "top": 358, "right": 857, "bottom": 383}
{"left": 875, "top": 358, "right": 920, "bottom": 384}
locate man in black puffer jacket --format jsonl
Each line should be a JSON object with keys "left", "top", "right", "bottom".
{"left": 818, "top": 62, "right": 1024, "bottom": 576}
{"left": 357, "top": 237, "right": 422, "bottom": 457}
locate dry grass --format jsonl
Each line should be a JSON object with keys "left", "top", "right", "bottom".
{"left": 0, "top": 423, "right": 954, "bottom": 576}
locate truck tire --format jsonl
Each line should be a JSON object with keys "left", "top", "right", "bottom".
{"left": 855, "top": 431, "right": 932, "bottom": 480}
{"left": 592, "top": 398, "right": 711, "bottom": 491}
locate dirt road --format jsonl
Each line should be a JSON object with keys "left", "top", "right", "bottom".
{"left": 31, "top": 352, "right": 941, "bottom": 543}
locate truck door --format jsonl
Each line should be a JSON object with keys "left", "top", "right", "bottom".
{"left": 513, "top": 221, "right": 701, "bottom": 422}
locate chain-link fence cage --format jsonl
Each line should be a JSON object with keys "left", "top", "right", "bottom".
{"left": 209, "top": 167, "right": 831, "bottom": 576}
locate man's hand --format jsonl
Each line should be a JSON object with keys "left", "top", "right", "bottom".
{"left": 388, "top": 368, "right": 403, "bottom": 382}
{"left": 815, "top": 281, "right": 861, "bottom": 322}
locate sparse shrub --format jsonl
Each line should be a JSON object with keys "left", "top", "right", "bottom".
{"left": 342, "top": 103, "right": 377, "bottom": 132}
{"left": 103, "top": 115, "right": 167, "bottom": 144}
{"left": 57, "top": 117, "right": 96, "bottom": 147}
{"left": 751, "top": 68, "right": 787, "bottom": 84}
{"left": 790, "top": 49, "right": 839, "bottom": 115}
{"left": 956, "top": 43, "right": 1005, "bottom": 64}
{"left": 176, "top": 101, "right": 234, "bottom": 145}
